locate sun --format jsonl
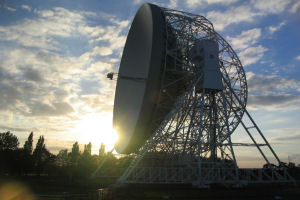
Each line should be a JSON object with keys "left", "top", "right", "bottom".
{"left": 72, "top": 113, "right": 119, "bottom": 153}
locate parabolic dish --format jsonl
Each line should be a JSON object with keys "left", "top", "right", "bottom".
{"left": 114, "top": 2, "right": 247, "bottom": 154}
{"left": 113, "top": 3, "right": 164, "bottom": 153}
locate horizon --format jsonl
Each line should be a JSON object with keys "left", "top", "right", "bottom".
{"left": 1, "top": 0, "right": 300, "bottom": 168}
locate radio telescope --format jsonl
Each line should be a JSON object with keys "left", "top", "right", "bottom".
{"left": 112, "top": 3, "right": 294, "bottom": 187}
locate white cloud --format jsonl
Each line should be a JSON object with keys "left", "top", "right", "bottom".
{"left": 226, "top": 28, "right": 267, "bottom": 66}
{"left": 133, "top": 0, "right": 143, "bottom": 5}
{"left": 268, "top": 21, "right": 286, "bottom": 34}
{"left": 226, "top": 28, "right": 268, "bottom": 66}
{"left": 89, "top": 62, "right": 113, "bottom": 73}
{"left": 0, "top": 7, "right": 87, "bottom": 49}
{"left": 251, "top": 0, "right": 291, "bottom": 14}
{"left": 248, "top": 95, "right": 300, "bottom": 111}
{"left": 295, "top": 55, "right": 300, "bottom": 60}
{"left": 93, "top": 24, "right": 128, "bottom": 54}
{"left": 238, "top": 45, "right": 268, "bottom": 66}
{"left": 0, "top": 6, "right": 129, "bottom": 57}
{"left": 21, "top": 5, "right": 32, "bottom": 12}
{"left": 186, "top": 0, "right": 201, "bottom": 7}
{"left": 290, "top": 0, "right": 300, "bottom": 13}
{"left": 92, "top": 46, "right": 113, "bottom": 56}
{"left": 206, "top": 5, "right": 261, "bottom": 31}
{"left": 186, "top": 0, "right": 238, "bottom": 8}
{"left": 169, "top": 0, "right": 178, "bottom": 9}
{"left": 247, "top": 72, "right": 300, "bottom": 95}
{"left": 1, "top": 6, "right": 127, "bottom": 51}
{"left": 0, "top": 6, "right": 126, "bottom": 126}
{"left": 206, "top": 0, "right": 291, "bottom": 31}
{"left": 227, "top": 28, "right": 261, "bottom": 50}
{"left": 5, "top": 6, "right": 17, "bottom": 12}
{"left": 109, "top": 18, "right": 130, "bottom": 29}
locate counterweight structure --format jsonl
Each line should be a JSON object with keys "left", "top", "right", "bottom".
{"left": 114, "top": 4, "right": 294, "bottom": 187}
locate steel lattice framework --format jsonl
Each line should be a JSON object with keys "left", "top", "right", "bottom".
{"left": 116, "top": 7, "right": 295, "bottom": 187}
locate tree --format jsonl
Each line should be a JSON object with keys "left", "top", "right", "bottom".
{"left": 54, "top": 149, "right": 69, "bottom": 176}
{"left": 99, "top": 143, "right": 106, "bottom": 157}
{"left": 21, "top": 132, "right": 34, "bottom": 175}
{"left": 70, "top": 141, "right": 80, "bottom": 166}
{"left": 83, "top": 142, "right": 92, "bottom": 156}
{"left": 33, "top": 136, "right": 51, "bottom": 174}
{"left": 78, "top": 142, "right": 94, "bottom": 177}
{"left": 0, "top": 131, "right": 20, "bottom": 175}
{"left": 56, "top": 149, "right": 68, "bottom": 167}
{"left": 0, "top": 131, "right": 19, "bottom": 151}
{"left": 33, "top": 136, "right": 46, "bottom": 157}
{"left": 23, "top": 132, "right": 33, "bottom": 154}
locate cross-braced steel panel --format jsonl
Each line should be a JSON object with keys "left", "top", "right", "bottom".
{"left": 116, "top": 6, "right": 294, "bottom": 187}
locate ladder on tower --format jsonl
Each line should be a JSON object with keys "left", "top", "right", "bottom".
{"left": 224, "top": 78, "right": 296, "bottom": 184}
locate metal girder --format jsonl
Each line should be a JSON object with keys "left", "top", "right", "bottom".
{"left": 115, "top": 6, "right": 295, "bottom": 187}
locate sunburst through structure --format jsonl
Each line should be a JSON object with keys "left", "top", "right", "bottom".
{"left": 111, "top": 3, "right": 295, "bottom": 187}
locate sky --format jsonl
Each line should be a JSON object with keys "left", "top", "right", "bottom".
{"left": 0, "top": 0, "right": 300, "bottom": 167}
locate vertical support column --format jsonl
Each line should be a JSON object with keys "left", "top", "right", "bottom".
{"left": 221, "top": 91, "right": 239, "bottom": 182}
{"left": 196, "top": 88, "right": 206, "bottom": 185}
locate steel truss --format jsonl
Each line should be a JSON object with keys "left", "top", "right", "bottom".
{"left": 116, "top": 7, "right": 295, "bottom": 187}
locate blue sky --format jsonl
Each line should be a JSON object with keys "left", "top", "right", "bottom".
{"left": 0, "top": 0, "right": 300, "bottom": 167}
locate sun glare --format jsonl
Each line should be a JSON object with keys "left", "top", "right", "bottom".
{"left": 72, "top": 113, "right": 118, "bottom": 154}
